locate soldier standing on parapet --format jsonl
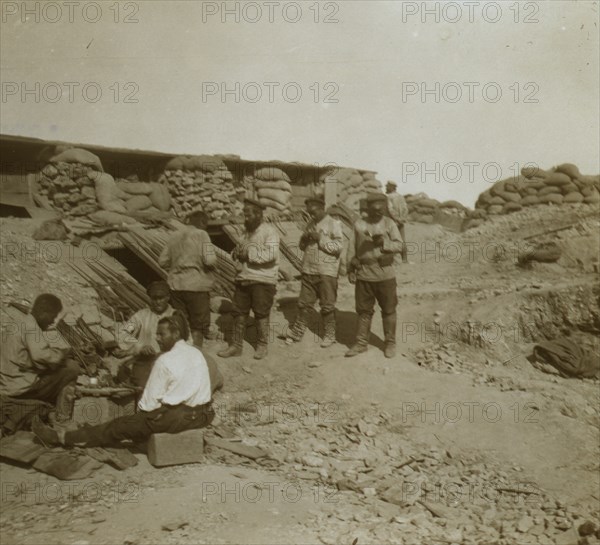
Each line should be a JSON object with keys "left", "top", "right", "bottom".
{"left": 346, "top": 192, "right": 403, "bottom": 359}
{"left": 385, "top": 180, "right": 410, "bottom": 264}
{"left": 218, "top": 198, "right": 280, "bottom": 360}
{"left": 284, "top": 196, "right": 344, "bottom": 348}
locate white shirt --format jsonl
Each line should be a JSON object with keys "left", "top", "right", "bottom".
{"left": 138, "top": 340, "right": 211, "bottom": 411}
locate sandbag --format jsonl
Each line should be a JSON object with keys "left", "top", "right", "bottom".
{"left": 50, "top": 148, "right": 103, "bottom": 171}
{"left": 362, "top": 172, "right": 376, "bottom": 180}
{"left": 149, "top": 184, "right": 171, "bottom": 211}
{"left": 502, "top": 202, "right": 522, "bottom": 213}
{"left": 117, "top": 181, "right": 153, "bottom": 195}
{"left": 32, "top": 219, "right": 68, "bottom": 241}
{"left": 538, "top": 185, "right": 562, "bottom": 196}
{"left": 258, "top": 198, "right": 287, "bottom": 212}
{"left": 363, "top": 180, "right": 381, "bottom": 189}
{"left": 497, "top": 191, "right": 521, "bottom": 203}
{"left": 487, "top": 205, "right": 504, "bottom": 215}
{"left": 349, "top": 174, "right": 364, "bottom": 186}
{"left": 521, "top": 166, "right": 541, "bottom": 179}
{"left": 256, "top": 188, "right": 291, "bottom": 206}
{"left": 255, "top": 167, "right": 290, "bottom": 182}
{"left": 89, "top": 210, "right": 138, "bottom": 225}
{"left": 555, "top": 163, "right": 581, "bottom": 179}
{"left": 490, "top": 181, "right": 506, "bottom": 197}
{"left": 545, "top": 172, "right": 572, "bottom": 187}
{"left": 519, "top": 241, "right": 562, "bottom": 265}
{"left": 414, "top": 198, "right": 438, "bottom": 209}
{"left": 489, "top": 196, "right": 505, "bottom": 205}
{"left": 104, "top": 201, "right": 128, "bottom": 214}
{"left": 559, "top": 182, "right": 579, "bottom": 195}
{"left": 521, "top": 196, "right": 541, "bottom": 206}
{"left": 522, "top": 179, "right": 546, "bottom": 190}
{"left": 583, "top": 190, "right": 600, "bottom": 204}
{"left": 255, "top": 179, "right": 292, "bottom": 192}
{"left": 477, "top": 191, "right": 493, "bottom": 205}
{"left": 538, "top": 193, "right": 564, "bottom": 205}
{"left": 125, "top": 195, "right": 152, "bottom": 212}
{"left": 94, "top": 172, "right": 127, "bottom": 208}
{"left": 563, "top": 192, "right": 584, "bottom": 203}
{"left": 439, "top": 200, "right": 466, "bottom": 210}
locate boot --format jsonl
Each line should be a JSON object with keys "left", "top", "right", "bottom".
{"left": 217, "top": 315, "right": 245, "bottom": 358}
{"left": 320, "top": 313, "right": 336, "bottom": 348}
{"left": 345, "top": 314, "right": 371, "bottom": 357}
{"left": 191, "top": 329, "right": 203, "bottom": 349}
{"left": 285, "top": 308, "right": 309, "bottom": 344}
{"left": 254, "top": 318, "right": 270, "bottom": 360}
{"left": 55, "top": 383, "right": 75, "bottom": 423}
{"left": 382, "top": 313, "right": 397, "bottom": 359}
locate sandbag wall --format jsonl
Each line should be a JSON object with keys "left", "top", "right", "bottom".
{"left": 36, "top": 147, "right": 172, "bottom": 221}
{"left": 475, "top": 164, "right": 600, "bottom": 216}
{"left": 158, "top": 155, "right": 244, "bottom": 220}
{"left": 405, "top": 192, "right": 471, "bottom": 224}
{"left": 246, "top": 167, "right": 293, "bottom": 216}
{"left": 315, "top": 168, "right": 382, "bottom": 213}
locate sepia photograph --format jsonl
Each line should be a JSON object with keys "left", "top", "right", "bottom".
{"left": 1, "top": 1, "right": 599, "bottom": 544}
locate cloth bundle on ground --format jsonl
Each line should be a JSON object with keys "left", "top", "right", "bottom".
{"left": 531, "top": 337, "right": 600, "bottom": 378}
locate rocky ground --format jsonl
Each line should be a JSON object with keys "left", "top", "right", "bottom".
{"left": 0, "top": 203, "right": 599, "bottom": 545}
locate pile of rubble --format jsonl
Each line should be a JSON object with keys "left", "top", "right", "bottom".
{"left": 204, "top": 390, "right": 600, "bottom": 545}
{"left": 476, "top": 163, "right": 600, "bottom": 217}
{"left": 158, "top": 155, "right": 244, "bottom": 220}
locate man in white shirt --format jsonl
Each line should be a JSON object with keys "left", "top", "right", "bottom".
{"left": 33, "top": 316, "right": 214, "bottom": 447}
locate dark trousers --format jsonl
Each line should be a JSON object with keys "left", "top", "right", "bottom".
{"left": 232, "top": 283, "right": 276, "bottom": 319}
{"left": 64, "top": 403, "right": 215, "bottom": 448}
{"left": 14, "top": 362, "right": 80, "bottom": 405}
{"left": 355, "top": 278, "right": 398, "bottom": 317}
{"left": 298, "top": 274, "right": 338, "bottom": 316}
{"left": 395, "top": 221, "right": 408, "bottom": 262}
{"left": 171, "top": 291, "right": 211, "bottom": 334}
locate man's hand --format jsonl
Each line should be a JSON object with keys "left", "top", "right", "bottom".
{"left": 372, "top": 234, "right": 384, "bottom": 248}
{"left": 305, "top": 230, "right": 320, "bottom": 243}
{"left": 112, "top": 348, "right": 129, "bottom": 359}
{"left": 139, "top": 345, "right": 157, "bottom": 356}
{"left": 348, "top": 271, "right": 357, "bottom": 285}
{"left": 233, "top": 244, "right": 248, "bottom": 263}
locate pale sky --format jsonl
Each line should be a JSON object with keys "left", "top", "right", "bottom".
{"left": 1, "top": 0, "right": 598, "bottom": 206}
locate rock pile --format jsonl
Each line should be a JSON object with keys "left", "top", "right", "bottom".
{"left": 476, "top": 163, "right": 600, "bottom": 216}
{"left": 158, "top": 155, "right": 244, "bottom": 220}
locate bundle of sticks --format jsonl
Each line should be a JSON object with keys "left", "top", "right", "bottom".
{"left": 56, "top": 318, "right": 105, "bottom": 375}
{"left": 68, "top": 261, "right": 149, "bottom": 322}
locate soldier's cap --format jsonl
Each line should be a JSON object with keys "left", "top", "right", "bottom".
{"left": 305, "top": 196, "right": 325, "bottom": 207}
{"left": 386, "top": 180, "right": 397, "bottom": 187}
{"left": 243, "top": 197, "right": 265, "bottom": 210}
{"left": 147, "top": 281, "right": 170, "bottom": 297}
{"left": 366, "top": 192, "right": 388, "bottom": 204}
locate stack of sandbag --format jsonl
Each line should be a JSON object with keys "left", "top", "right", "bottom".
{"left": 317, "top": 168, "right": 382, "bottom": 213}
{"left": 252, "top": 167, "right": 292, "bottom": 215}
{"left": 405, "top": 192, "right": 442, "bottom": 223}
{"left": 158, "top": 155, "right": 244, "bottom": 220}
{"left": 475, "top": 163, "right": 600, "bottom": 216}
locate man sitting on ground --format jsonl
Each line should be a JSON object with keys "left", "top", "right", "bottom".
{"left": 0, "top": 294, "right": 79, "bottom": 422}
{"left": 114, "top": 281, "right": 188, "bottom": 388}
{"left": 33, "top": 316, "right": 214, "bottom": 447}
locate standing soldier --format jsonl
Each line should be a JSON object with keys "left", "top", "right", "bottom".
{"left": 284, "top": 196, "right": 344, "bottom": 348}
{"left": 159, "top": 211, "right": 217, "bottom": 348}
{"left": 346, "top": 192, "right": 403, "bottom": 359}
{"left": 385, "top": 181, "right": 409, "bottom": 264}
{"left": 218, "top": 198, "right": 280, "bottom": 360}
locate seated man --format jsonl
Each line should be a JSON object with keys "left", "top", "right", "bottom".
{"left": 33, "top": 316, "right": 214, "bottom": 447}
{"left": 115, "top": 281, "right": 188, "bottom": 388}
{"left": 0, "top": 294, "right": 79, "bottom": 422}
